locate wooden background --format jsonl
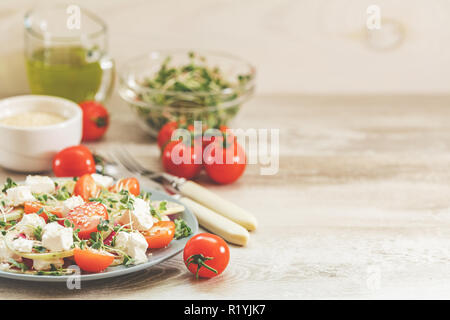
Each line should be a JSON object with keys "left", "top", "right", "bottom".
{"left": 1, "top": 0, "right": 450, "bottom": 299}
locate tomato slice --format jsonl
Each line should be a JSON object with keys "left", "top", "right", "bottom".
{"left": 109, "top": 178, "right": 140, "bottom": 196}
{"left": 143, "top": 221, "right": 175, "bottom": 249}
{"left": 74, "top": 174, "right": 100, "bottom": 201}
{"left": 73, "top": 248, "right": 114, "bottom": 273}
{"left": 66, "top": 202, "right": 108, "bottom": 240}
{"left": 24, "top": 202, "right": 63, "bottom": 222}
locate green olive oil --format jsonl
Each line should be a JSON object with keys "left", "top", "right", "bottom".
{"left": 26, "top": 46, "right": 103, "bottom": 103}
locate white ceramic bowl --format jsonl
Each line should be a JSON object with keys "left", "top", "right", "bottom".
{"left": 0, "top": 95, "right": 82, "bottom": 172}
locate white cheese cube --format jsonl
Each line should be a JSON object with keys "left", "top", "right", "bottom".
{"left": 114, "top": 231, "right": 130, "bottom": 250}
{"left": 15, "top": 213, "right": 46, "bottom": 237}
{"left": 117, "top": 197, "right": 153, "bottom": 231}
{"left": 42, "top": 222, "right": 73, "bottom": 252}
{"left": 33, "top": 258, "right": 64, "bottom": 271}
{"left": 6, "top": 186, "right": 36, "bottom": 206}
{"left": 0, "top": 263, "right": 9, "bottom": 271}
{"left": 0, "top": 236, "right": 19, "bottom": 262}
{"left": 62, "top": 196, "right": 85, "bottom": 216}
{"left": 91, "top": 174, "right": 114, "bottom": 189}
{"left": 25, "top": 175, "right": 55, "bottom": 194}
{"left": 10, "top": 238, "right": 34, "bottom": 253}
{"left": 114, "top": 231, "right": 148, "bottom": 265}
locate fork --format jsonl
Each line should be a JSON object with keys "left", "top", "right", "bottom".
{"left": 103, "top": 146, "right": 256, "bottom": 246}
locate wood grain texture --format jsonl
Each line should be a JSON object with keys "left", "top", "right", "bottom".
{"left": 1, "top": 95, "right": 450, "bottom": 299}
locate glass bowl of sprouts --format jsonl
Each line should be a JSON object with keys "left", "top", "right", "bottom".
{"left": 119, "top": 50, "right": 256, "bottom": 137}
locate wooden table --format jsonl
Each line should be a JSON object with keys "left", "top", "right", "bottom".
{"left": 1, "top": 94, "right": 450, "bottom": 299}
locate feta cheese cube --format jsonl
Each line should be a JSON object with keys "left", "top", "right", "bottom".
{"left": 42, "top": 222, "right": 73, "bottom": 252}
{"left": 25, "top": 175, "right": 55, "bottom": 194}
{"left": 91, "top": 174, "right": 114, "bottom": 189}
{"left": 10, "top": 238, "right": 34, "bottom": 253}
{"left": 0, "top": 236, "right": 19, "bottom": 262}
{"left": 62, "top": 196, "right": 85, "bottom": 216}
{"left": 114, "top": 231, "right": 148, "bottom": 265}
{"left": 117, "top": 197, "right": 153, "bottom": 231}
{"left": 33, "top": 258, "right": 64, "bottom": 271}
{"left": 0, "top": 263, "right": 9, "bottom": 271}
{"left": 6, "top": 186, "right": 36, "bottom": 206}
{"left": 15, "top": 213, "right": 46, "bottom": 237}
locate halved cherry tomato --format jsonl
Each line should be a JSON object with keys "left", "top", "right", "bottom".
{"left": 52, "top": 145, "right": 96, "bottom": 177}
{"left": 73, "top": 174, "right": 100, "bottom": 201}
{"left": 157, "top": 121, "right": 179, "bottom": 150}
{"left": 162, "top": 141, "right": 202, "bottom": 179}
{"left": 73, "top": 248, "right": 114, "bottom": 273}
{"left": 183, "top": 233, "right": 230, "bottom": 279}
{"left": 66, "top": 202, "right": 108, "bottom": 240}
{"left": 24, "top": 202, "right": 63, "bottom": 222}
{"left": 108, "top": 178, "right": 140, "bottom": 196}
{"left": 143, "top": 221, "right": 175, "bottom": 249}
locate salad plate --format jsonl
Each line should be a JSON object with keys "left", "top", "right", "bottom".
{"left": 0, "top": 187, "right": 198, "bottom": 283}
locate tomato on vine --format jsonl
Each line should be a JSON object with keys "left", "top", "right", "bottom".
{"left": 183, "top": 233, "right": 230, "bottom": 279}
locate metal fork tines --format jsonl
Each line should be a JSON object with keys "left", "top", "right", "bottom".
{"left": 107, "top": 146, "right": 183, "bottom": 194}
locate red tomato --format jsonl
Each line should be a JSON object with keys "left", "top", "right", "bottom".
{"left": 157, "top": 121, "right": 179, "bottom": 150}
{"left": 79, "top": 101, "right": 109, "bottom": 142}
{"left": 73, "top": 174, "right": 100, "bottom": 201}
{"left": 52, "top": 145, "right": 96, "bottom": 177}
{"left": 162, "top": 141, "right": 202, "bottom": 179}
{"left": 204, "top": 141, "right": 246, "bottom": 184}
{"left": 73, "top": 248, "right": 114, "bottom": 273}
{"left": 108, "top": 178, "right": 140, "bottom": 196}
{"left": 183, "top": 233, "right": 230, "bottom": 279}
{"left": 143, "top": 221, "right": 175, "bottom": 249}
{"left": 24, "top": 202, "right": 63, "bottom": 222}
{"left": 66, "top": 202, "right": 108, "bottom": 240}
{"left": 203, "top": 125, "right": 234, "bottom": 146}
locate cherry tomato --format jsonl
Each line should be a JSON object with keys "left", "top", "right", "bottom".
{"left": 162, "top": 141, "right": 202, "bottom": 179}
{"left": 183, "top": 233, "right": 230, "bottom": 279}
{"left": 108, "top": 178, "right": 140, "bottom": 196}
{"left": 24, "top": 202, "right": 63, "bottom": 222}
{"left": 157, "top": 121, "right": 179, "bottom": 150}
{"left": 143, "top": 221, "right": 175, "bottom": 249}
{"left": 79, "top": 101, "right": 110, "bottom": 142}
{"left": 73, "top": 174, "right": 100, "bottom": 201}
{"left": 66, "top": 202, "right": 108, "bottom": 240}
{"left": 203, "top": 125, "right": 234, "bottom": 146}
{"left": 204, "top": 141, "right": 246, "bottom": 184}
{"left": 52, "top": 145, "right": 96, "bottom": 177}
{"left": 73, "top": 248, "right": 114, "bottom": 273}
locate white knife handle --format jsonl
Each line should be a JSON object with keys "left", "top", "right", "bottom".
{"left": 179, "top": 197, "right": 250, "bottom": 246}
{"left": 178, "top": 180, "right": 258, "bottom": 231}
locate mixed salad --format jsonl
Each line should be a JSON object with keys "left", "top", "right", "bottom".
{"left": 0, "top": 174, "right": 192, "bottom": 276}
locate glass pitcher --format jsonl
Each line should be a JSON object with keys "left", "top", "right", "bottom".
{"left": 24, "top": 5, "right": 115, "bottom": 103}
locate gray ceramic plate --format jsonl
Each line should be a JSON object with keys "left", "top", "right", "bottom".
{"left": 0, "top": 189, "right": 198, "bottom": 282}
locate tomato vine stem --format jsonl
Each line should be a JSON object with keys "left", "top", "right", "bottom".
{"left": 185, "top": 254, "right": 218, "bottom": 279}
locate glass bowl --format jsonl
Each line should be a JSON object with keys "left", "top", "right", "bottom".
{"left": 118, "top": 50, "right": 256, "bottom": 137}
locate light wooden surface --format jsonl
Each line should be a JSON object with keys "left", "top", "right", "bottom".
{"left": 1, "top": 0, "right": 450, "bottom": 300}
{"left": 1, "top": 94, "right": 450, "bottom": 299}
